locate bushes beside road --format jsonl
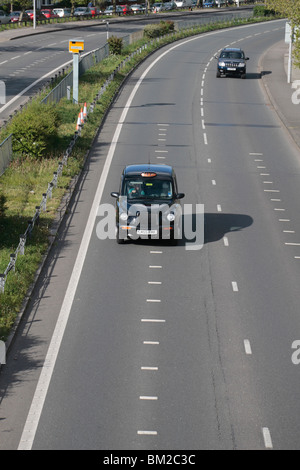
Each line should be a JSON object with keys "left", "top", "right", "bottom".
{"left": 144, "top": 20, "right": 175, "bottom": 38}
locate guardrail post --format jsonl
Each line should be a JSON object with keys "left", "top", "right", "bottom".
{"left": 0, "top": 274, "right": 5, "bottom": 294}
{"left": 19, "top": 235, "right": 26, "bottom": 255}
{"left": 42, "top": 193, "right": 47, "bottom": 211}
{"left": 27, "top": 221, "right": 33, "bottom": 238}
{"left": 62, "top": 153, "right": 68, "bottom": 166}
{"left": 53, "top": 171, "right": 58, "bottom": 188}
{"left": 10, "top": 254, "right": 16, "bottom": 272}
{"left": 48, "top": 182, "right": 53, "bottom": 199}
{"left": 57, "top": 162, "right": 63, "bottom": 177}
{"left": 35, "top": 206, "right": 40, "bottom": 226}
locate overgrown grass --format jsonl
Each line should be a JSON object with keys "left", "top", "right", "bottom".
{"left": 0, "top": 13, "right": 279, "bottom": 341}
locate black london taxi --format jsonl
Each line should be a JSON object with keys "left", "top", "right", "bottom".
{"left": 111, "top": 164, "right": 185, "bottom": 244}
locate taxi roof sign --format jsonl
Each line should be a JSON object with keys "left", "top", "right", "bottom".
{"left": 69, "top": 40, "right": 85, "bottom": 53}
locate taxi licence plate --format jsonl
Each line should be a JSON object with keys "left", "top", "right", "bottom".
{"left": 137, "top": 230, "right": 157, "bottom": 235}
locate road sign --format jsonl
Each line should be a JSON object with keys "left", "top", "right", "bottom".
{"left": 69, "top": 40, "right": 85, "bottom": 54}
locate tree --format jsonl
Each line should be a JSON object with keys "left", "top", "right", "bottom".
{"left": 13, "top": 0, "right": 32, "bottom": 12}
{"left": 266, "top": 0, "right": 300, "bottom": 66}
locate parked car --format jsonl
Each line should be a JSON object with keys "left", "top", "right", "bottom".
{"left": 25, "top": 10, "right": 46, "bottom": 21}
{"left": 9, "top": 11, "right": 31, "bottom": 23}
{"left": 41, "top": 9, "right": 59, "bottom": 19}
{"left": 0, "top": 10, "right": 11, "bottom": 24}
{"left": 52, "top": 8, "right": 71, "bottom": 17}
{"left": 111, "top": 164, "right": 185, "bottom": 244}
{"left": 131, "top": 4, "right": 144, "bottom": 13}
{"left": 174, "top": 0, "right": 193, "bottom": 7}
{"left": 90, "top": 6, "right": 102, "bottom": 16}
{"left": 203, "top": 1, "right": 216, "bottom": 6}
{"left": 216, "top": 47, "right": 249, "bottom": 79}
{"left": 152, "top": 3, "right": 166, "bottom": 12}
{"left": 104, "top": 5, "right": 123, "bottom": 15}
{"left": 74, "top": 7, "right": 92, "bottom": 16}
{"left": 204, "top": 0, "right": 225, "bottom": 6}
{"left": 164, "top": 2, "right": 177, "bottom": 9}
{"left": 120, "top": 4, "right": 133, "bottom": 14}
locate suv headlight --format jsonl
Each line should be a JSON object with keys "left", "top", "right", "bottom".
{"left": 218, "top": 61, "right": 226, "bottom": 67}
{"left": 238, "top": 63, "right": 245, "bottom": 67}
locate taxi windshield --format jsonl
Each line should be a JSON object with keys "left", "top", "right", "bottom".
{"left": 123, "top": 178, "right": 173, "bottom": 200}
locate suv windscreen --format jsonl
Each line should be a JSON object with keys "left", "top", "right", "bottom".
{"left": 123, "top": 177, "right": 173, "bottom": 200}
{"left": 220, "top": 51, "right": 244, "bottom": 60}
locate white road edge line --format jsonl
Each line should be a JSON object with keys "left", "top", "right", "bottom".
{"left": 139, "top": 396, "right": 158, "bottom": 400}
{"left": 0, "top": 58, "right": 72, "bottom": 115}
{"left": 244, "top": 339, "right": 252, "bottom": 355}
{"left": 232, "top": 281, "right": 239, "bottom": 292}
{"left": 137, "top": 430, "right": 157, "bottom": 435}
{"left": 262, "top": 427, "right": 273, "bottom": 449}
{"left": 0, "top": 47, "right": 100, "bottom": 115}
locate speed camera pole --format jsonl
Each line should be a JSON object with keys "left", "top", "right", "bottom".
{"left": 73, "top": 53, "right": 79, "bottom": 104}
{"left": 69, "top": 40, "right": 85, "bottom": 104}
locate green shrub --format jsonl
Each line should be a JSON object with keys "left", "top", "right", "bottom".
{"left": 108, "top": 35, "right": 123, "bottom": 55}
{"left": 253, "top": 5, "right": 275, "bottom": 17}
{"left": 7, "top": 101, "right": 60, "bottom": 159}
{"left": 144, "top": 21, "right": 175, "bottom": 39}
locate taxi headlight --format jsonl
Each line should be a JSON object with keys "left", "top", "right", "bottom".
{"left": 167, "top": 212, "right": 175, "bottom": 222}
{"left": 119, "top": 212, "right": 128, "bottom": 221}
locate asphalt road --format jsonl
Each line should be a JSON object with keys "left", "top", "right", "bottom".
{"left": 0, "top": 21, "right": 144, "bottom": 122}
{"left": 1, "top": 18, "right": 300, "bottom": 450}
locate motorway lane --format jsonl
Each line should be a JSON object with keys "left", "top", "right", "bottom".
{"left": 201, "top": 22, "right": 300, "bottom": 450}
{"left": 1, "top": 19, "right": 300, "bottom": 450}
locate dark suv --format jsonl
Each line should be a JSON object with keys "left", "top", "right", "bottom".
{"left": 216, "top": 47, "right": 249, "bottom": 79}
{"left": 111, "top": 164, "right": 185, "bottom": 244}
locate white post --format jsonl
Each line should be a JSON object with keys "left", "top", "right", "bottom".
{"left": 0, "top": 80, "right": 6, "bottom": 105}
{"left": 0, "top": 340, "right": 6, "bottom": 365}
{"left": 33, "top": 0, "right": 36, "bottom": 29}
{"left": 73, "top": 53, "right": 79, "bottom": 104}
{"left": 288, "top": 26, "right": 294, "bottom": 84}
